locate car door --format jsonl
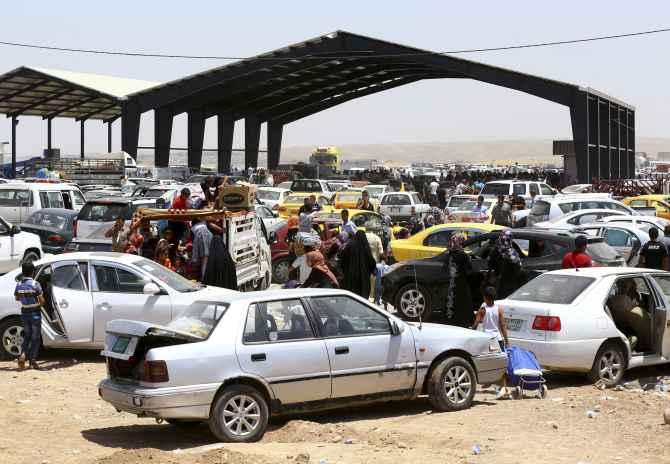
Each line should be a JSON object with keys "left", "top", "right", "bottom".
{"left": 236, "top": 298, "right": 331, "bottom": 404}
{"left": 48, "top": 261, "right": 94, "bottom": 343}
{"left": 90, "top": 262, "right": 172, "bottom": 342}
{"left": 0, "top": 218, "right": 13, "bottom": 272}
{"left": 602, "top": 228, "right": 635, "bottom": 264}
{"left": 308, "top": 294, "right": 416, "bottom": 398}
{"left": 648, "top": 275, "right": 670, "bottom": 357}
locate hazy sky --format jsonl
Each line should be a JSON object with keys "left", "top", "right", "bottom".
{"left": 0, "top": 1, "right": 669, "bottom": 160}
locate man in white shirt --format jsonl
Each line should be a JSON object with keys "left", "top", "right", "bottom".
{"left": 429, "top": 178, "right": 439, "bottom": 203}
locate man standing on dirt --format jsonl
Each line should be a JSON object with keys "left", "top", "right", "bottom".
{"left": 14, "top": 261, "right": 45, "bottom": 370}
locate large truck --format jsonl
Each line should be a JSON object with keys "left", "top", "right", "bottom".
{"left": 309, "top": 146, "right": 342, "bottom": 173}
{"left": 25, "top": 152, "right": 138, "bottom": 186}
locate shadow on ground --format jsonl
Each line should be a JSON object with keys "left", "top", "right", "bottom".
{"left": 82, "top": 423, "right": 215, "bottom": 451}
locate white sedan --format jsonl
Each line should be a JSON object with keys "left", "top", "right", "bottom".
{"left": 0, "top": 252, "right": 236, "bottom": 359}
{"left": 533, "top": 208, "right": 629, "bottom": 230}
{"left": 498, "top": 267, "right": 670, "bottom": 386}
{"left": 577, "top": 222, "right": 650, "bottom": 266}
{"left": 600, "top": 214, "right": 670, "bottom": 236}
{"left": 256, "top": 187, "right": 291, "bottom": 209}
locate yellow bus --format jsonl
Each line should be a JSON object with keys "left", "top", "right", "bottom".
{"left": 309, "top": 146, "right": 341, "bottom": 172}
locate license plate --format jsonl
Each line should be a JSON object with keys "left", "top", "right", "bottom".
{"left": 505, "top": 318, "right": 523, "bottom": 332}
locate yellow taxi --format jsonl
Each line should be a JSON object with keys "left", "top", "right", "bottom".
{"left": 622, "top": 194, "right": 670, "bottom": 219}
{"left": 276, "top": 192, "right": 333, "bottom": 218}
{"left": 390, "top": 223, "right": 507, "bottom": 262}
{"left": 332, "top": 190, "right": 378, "bottom": 211}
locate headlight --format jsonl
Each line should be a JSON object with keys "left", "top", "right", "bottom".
{"left": 488, "top": 338, "right": 501, "bottom": 353}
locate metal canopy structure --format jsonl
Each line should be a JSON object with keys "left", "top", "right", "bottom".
{"left": 0, "top": 66, "right": 158, "bottom": 176}
{"left": 121, "top": 30, "right": 635, "bottom": 182}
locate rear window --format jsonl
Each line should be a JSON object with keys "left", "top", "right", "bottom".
{"left": 381, "top": 194, "right": 411, "bottom": 206}
{"left": 558, "top": 202, "right": 579, "bottom": 214}
{"left": 284, "top": 194, "right": 310, "bottom": 203}
{"left": 480, "top": 183, "right": 509, "bottom": 196}
{"left": 143, "top": 188, "right": 172, "bottom": 199}
{"left": 78, "top": 203, "right": 132, "bottom": 221}
{"left": 508, "top": 274, "right": 595, "bottom": 304}
{"left": 291, "top": 180, "right": 322, "bottom": 192}
{"left": 25, "top": 211, "right": 71, "bottom": 230}
{"left": 337, "top": 192, "right": 362, "bottom": 202}
{"left": 586, "top": 240, "right": 620, "bottom": 260}
{"left": 530, "top": 200, "right": 551, "bottom": 216}
{"left": 448, "top": 197, "right": 471, "bottom": 208}
{"left": 257, "top": 190, "right": 281, "bottom": 201}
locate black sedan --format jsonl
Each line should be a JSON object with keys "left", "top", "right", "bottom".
{"left": 382, "top": 229, "right": 624, "bottom": 323}
{"left": 20, "top": 208, "right": 79, "bottom": 254}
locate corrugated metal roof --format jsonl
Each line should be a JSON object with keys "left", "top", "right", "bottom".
{"left": 0, "top": 66, "right": 160, "bottom": 121}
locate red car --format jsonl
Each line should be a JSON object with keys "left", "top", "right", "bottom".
{"left": 271, "top": 221, "right": 291, "bottom": 283}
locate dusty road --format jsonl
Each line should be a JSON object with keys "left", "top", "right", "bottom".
{"left": 1, "top": 351, "right": 669, "bottom": 464}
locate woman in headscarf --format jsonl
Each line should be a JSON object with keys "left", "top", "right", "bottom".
{"left": 340, "top": 230, "right": 376, "bottom": 298}
{"left": 302, "top": 250, "right": 339, "bottom": 288}
{"left": 487, "top": 230, "right": 524, "bottom": 299}
{"left": 444, "top": 233, "right": 474, "bottom": 327}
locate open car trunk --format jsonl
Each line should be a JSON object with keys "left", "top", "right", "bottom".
{"left": 103, "top": 320, "right": 202, "bottom": 382}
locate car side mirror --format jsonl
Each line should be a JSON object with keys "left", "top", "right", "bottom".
{"left": 9, "top": 225, "right": 20, "bottom": 236}
{"left": 143, "top": 282, "right": 161, "bottom": 295}
{"left": 390, "top": 319, "right": 404, "bottom": 336}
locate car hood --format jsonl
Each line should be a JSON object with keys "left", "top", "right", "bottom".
{"left": 406, "top": 322, "right": 494, "bottom": 357}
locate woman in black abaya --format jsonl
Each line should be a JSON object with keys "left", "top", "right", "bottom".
{"left": 340, "top": 230, "right": 376, "bottom": 299}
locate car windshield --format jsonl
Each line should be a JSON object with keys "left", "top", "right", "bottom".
{"left": 381, "top": 194, "right": 410, "bottom": 205}
{"left": 508, "top": 274, "right": 595, "bottom": 304}
{"left": 167, "top": 302, "right": 229, "bottom": 339}
{"left": 25, "top": 211, "right": 71, "bottom": 230}
{"left": 480, "top": 183, "right": 510, "bottom": 196}
{"left": 291, "top": 180, "right": 322, "bottom": 192}
{"left": 143, "top": 188, "right": 173, "bottom": 199}
{"left": 530, "top": 200, "right": 551, "bottom": 216}
{"left": 131, "top": 258, "right": 202, "bottom": 293}
{"left": 284, "top": 194, "right": 310, "bottom": 204}
{"left": 257, "top": 190, "right": 281, "bottom": 201}
{"left": 78, "top": 203, "right": 132, "bottom": 221}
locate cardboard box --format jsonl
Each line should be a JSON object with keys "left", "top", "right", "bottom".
{"left": 217, "top": 183, "right": 256, "bottom": 209}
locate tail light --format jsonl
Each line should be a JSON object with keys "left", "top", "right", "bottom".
{"left": 532, "top": 316, "right": 562, "bottom": 331}
{"left": 72, "top": 220, "right": 77, "bottom": 238}
{"left": 138, "top": 360, "right": 169, "bottom": 383}
{"left": 47, "top": 234, "right": 64, "bottom": 243}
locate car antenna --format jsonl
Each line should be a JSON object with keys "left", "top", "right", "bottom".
{"left": 412, "top": 263, "right": 423, "bottom": 330}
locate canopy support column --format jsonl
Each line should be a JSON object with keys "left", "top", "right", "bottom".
{"left": 80, "top": 120, "right": 85, "bottom": 159}
{"left": 267, "top": 121, "right": 283, "bottom": 170}
{"left": 47, "top": 118, "right": 52, "bottom": 152}
{"left": 245, "top": 115, "right": 261, "bottom": 170}
{"left": 11, "top": 116, "right": 17, "bottom": 178}
{"left": 107, "top": 121, "right": 112, "bottom": 153}
{"left": 121, "top": 103, "right": 141, "bottom": 159}
{"left": 217, "top": 113, "right": 234, "bottom": 174}
{"left": 187, "top": 109, "right": 205, "bottom": 170}
{"left": 155, "top": 108, "right": 173, "bottom": 167}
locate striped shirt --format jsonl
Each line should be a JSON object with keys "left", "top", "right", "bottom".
{"left": 14, "top": 278, "right": 43, "bottom": 313}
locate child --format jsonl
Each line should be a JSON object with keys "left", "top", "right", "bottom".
{"left": 14, "top": 261, "right": 45, "bottom": 370}
{"left": 374, "top": 258, "right": 390, "bottom": 306}
{"left": 472, "top": 286, "right": 510, "bottom": 399}
{"left": 155, "top": 239, "right": 174, "bottom": 271}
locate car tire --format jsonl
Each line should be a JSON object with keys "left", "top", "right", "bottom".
{"left": 395, "top": 283, "right": 432, "bottom": 321}
{"left": 427, "top": 356, "right": 477, "bottom": 412}
{"left": 0, "top": 316, "right": 24, "bottom": 360}
{"left": 208, "top": 384, "right": 269, "bottom": 443}
{"left": 21, "top": 251, "right": 39, "bottom": 266}
{"left": 588, "top": 342, "right": 626, "bottom": 387}
{"left": 272, "top": 257, "right": 291, "bottom": 284}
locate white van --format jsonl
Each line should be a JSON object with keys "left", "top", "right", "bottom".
{"left": 0, "top": 182, "right": 86, "bottom": 224}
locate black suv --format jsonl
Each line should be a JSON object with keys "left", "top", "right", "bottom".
{"left": 382, "top": 229, "right": 624, "bottom": 323}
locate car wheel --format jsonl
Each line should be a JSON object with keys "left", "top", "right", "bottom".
{"left": 395, "top": 284, "right": 433, "bottom": 321}
{"left": 21, "top": 251, "right": 39, "bottom": 266}
{"left": 272, "top": 257, "right": 291, "bottom": 284}
{"left": 208, "top": 384, "right": 269, "bottom": 443}
{"left": 428, "top": 356, "right": 477, "bottom": 412}
{"left": 0, "top": 317, "right": 24, "bottom": 360}
{"left": 588, "top": 342, "right": 626, "bottom": 387}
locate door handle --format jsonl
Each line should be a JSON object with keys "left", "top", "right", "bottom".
{"left": 251, "top": 353, "right": 266, "bottom": 362}
{"left": 59, "top": 299, "right": 69, "bottom": 309}
{"left": 334, "top": 346, "right": 349, "bottom": 355}
{"left": 96, "top": 303, "right": 111, "bottom": 311}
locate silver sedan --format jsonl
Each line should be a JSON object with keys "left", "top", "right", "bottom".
{"left": 99, "top": 289, "right": 507, "bottom": 442}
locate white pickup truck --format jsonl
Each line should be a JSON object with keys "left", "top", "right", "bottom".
{"left": 379, "top": 192, "right": 430, "bottom": 223}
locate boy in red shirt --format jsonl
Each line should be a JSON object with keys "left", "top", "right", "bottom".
{"left": 562, "top": 235, "right": 593, "bottom": 269}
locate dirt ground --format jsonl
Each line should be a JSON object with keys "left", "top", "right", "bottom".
{"left": 1, "top": 351, "right": 670, "bottom": 464}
